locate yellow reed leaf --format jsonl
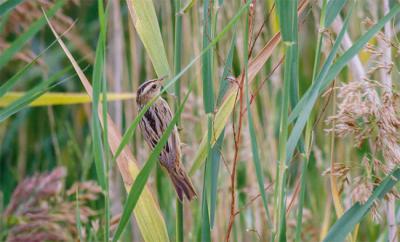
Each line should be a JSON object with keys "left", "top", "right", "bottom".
{"left": 0, "top": 92, "right": 136, "bottom": 107}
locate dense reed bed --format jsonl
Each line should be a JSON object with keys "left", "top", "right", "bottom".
{"left": 1, "top": 0, "right": 400, "bottom": 241}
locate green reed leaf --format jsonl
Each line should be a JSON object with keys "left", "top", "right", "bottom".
{"left": 324, "top": 0, "right": 347, "bottom": 27}
{"left": 0, "top": 0, "right": 25, "bottom": 16}
{"left": 127, "top": 0, "right": 170, "bottom": 77}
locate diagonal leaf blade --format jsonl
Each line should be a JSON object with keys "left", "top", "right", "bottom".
{"left": 324, "top": 0, "right": 347, "bottom": 27}
{"left": 323, "top": 168, "right": 400, "bottom": 242}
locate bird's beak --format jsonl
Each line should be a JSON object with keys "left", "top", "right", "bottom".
{"left": 157, "top": 75, "right": 168, "bottom": 83}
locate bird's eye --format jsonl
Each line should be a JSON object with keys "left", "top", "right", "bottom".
{"left": 152, "top": 84, "right": 157, "bottom": 89}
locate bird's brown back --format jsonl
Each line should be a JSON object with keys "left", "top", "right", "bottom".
{"left": 138, "top": 98, "right": 181, "bottom": 169}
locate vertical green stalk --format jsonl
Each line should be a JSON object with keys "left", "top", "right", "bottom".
{"left": 93, "top": 0, "right": 109, "bottom": 240}
{"left": 295, "top": 1, "right": 327, "bottom": 241}
{"left": 275, "top": 45, "right": 292, "bottom": 241}
{"left": 208, "top": 0, "right": 222, "bottom": 228}
{"left": 201, "top": 0, "right": 214, "bottom": 238}
{"left": 173, "top": 0, "right": 184, "bottom": 241}
{"left": 174, "top": 0, "right": 183, "bottom": 107}
{"left": 288, "top": 13, "right": 299, "bottom": 111}
{"left": 175, "top": 199, "right": 183, "bottom": 242}
{"left": 202, "top": 0, "right": 214, "bottom": 114}
{"left": 201, "top": 164, "right": 211, "bottom": 242}
{"left": 274, "top": 0, "right": 298, "bottom": 241}
{"left": 101, "top": 56, "right": 110, "bottom": 242}
{"left": 201, "top": 114, "right": 213, "bottom": 241}
{"left": 92, "top": 36, "right": 107, "bottom": 240}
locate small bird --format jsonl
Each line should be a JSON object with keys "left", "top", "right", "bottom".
{"left": 136, "top": 77, "right": 197, "bottom": 201}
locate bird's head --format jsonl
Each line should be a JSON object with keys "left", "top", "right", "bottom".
{"left": 136, "top": 76, "right": 165, "bottom": 105}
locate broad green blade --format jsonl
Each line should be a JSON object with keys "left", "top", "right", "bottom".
{"left": 201, "top": 184, "right": 211, "bottom": 242}
{"left": 0, "top": 0, "right": 25, "bottom": 16}
{"left": 92, "top": 2, "right": 110, "bottom": 237}
{"left": 202, "top": 114, "right": 213, "bottom": 237}
{"left": 208, "top": 29, "right": 236, "bottom": 228}
{"left": 91, "top": 5, "right": 107, "bottom": 192}
{"left": 275, "top": 0, "right": 297, "bottom": 42}
{"left": 243, "top": 8, "right": 272, "bottom": 230}
{"left": 209, "top": 130, "right": 224, "bottom": 228}
{"left": 324, "top": 0, "right": 347, "bottom": 27}
{"left": 126, "top": 0, "right": 170, "bottom": 78}
{"left": 201, "top": 0, "right": 214, "bottom": 113}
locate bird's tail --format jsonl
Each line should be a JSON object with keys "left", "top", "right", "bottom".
{"left": 168, "top": 166, "right": 197, "bottom": 202}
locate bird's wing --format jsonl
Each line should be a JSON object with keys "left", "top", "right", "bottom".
{"left": 156, "top": 99, "right": 181, "bottom": 168}
{"left": 139, "top": 99, "right": 182, "bottom": 169}
{"left": 139, "top": 110, "right": 159, "bottom": 149}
